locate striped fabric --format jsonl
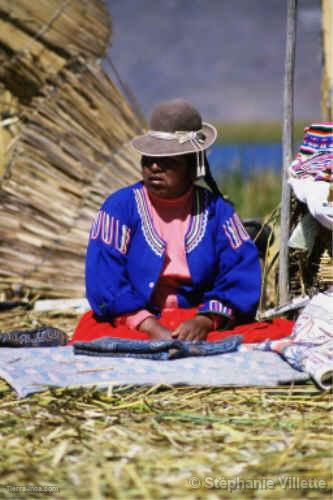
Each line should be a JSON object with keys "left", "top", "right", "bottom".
{"left": 289, "top": 122, "right": 333, "bottom": 181}
{"left": 185, "top": 189, "right": 209, "bottom": 253}
{"left": 222, "top": 213, "right": 250, "bottom": 250}
{"left": 300, "top": 122, "right": 333, "bottom": 155}
{"left": 198, "top": 299, "right": 234, "bottom": 319}
{"left": 89, "top": 210, "right": 131, "bottom": 255}
{"left": 290, "top": 152, "right": 333, "bottom": 180}
{"left": 133, "top": 188, "right": 166, "bottom": 257}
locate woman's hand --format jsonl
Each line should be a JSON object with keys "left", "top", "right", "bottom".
{"left": 139, "top": 317, "right": 172, "bottom": 341}
{"left": 171, "top": 315, "right": 213, "bottom": 342}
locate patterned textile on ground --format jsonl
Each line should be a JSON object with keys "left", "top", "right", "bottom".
{"left": 73, "top": 335, "right": 242, "bottom": 360}
{"left": 0, "top": 327, "right": 67, "bottom": 347}
{"left": 0, "top": 347, "right": 309, "bottom": 399}
{"left": 256, "top": 291, "right": 333, "bottom": 391}
{"left": 70, "top": 308, "right": 294, "bottom": 344}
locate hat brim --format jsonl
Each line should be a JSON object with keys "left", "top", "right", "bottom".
{"left": 131, "top": 122, "right": 217, "bottom": 157}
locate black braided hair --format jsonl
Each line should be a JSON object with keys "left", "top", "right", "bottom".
{"left": 185, "top": 151, "right": 224, "bottom": 199}
{"left": 203, "top": 152, "right": 225, "bottom": 199}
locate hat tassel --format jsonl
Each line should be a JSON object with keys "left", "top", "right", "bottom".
{"left": 196, "top": 150, "right": 206, "bottom": 178}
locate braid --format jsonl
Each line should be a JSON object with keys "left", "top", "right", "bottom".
{"left": 203, "top": 152, "right": 225, "bottom": 199}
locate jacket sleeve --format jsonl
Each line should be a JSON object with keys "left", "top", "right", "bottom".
{"left": 198, "top": 199, "right": 261, "bottom": 321}
{"left": 85, "top": 193, "right": 147, "bottom": 318}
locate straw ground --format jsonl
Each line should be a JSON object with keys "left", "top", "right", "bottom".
{"left": 0, "top": 308, "right": 331, "bottom": 499}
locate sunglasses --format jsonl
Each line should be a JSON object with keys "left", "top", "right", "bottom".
{"left": 141, "top": 155, "right": 193, "bottom": 169}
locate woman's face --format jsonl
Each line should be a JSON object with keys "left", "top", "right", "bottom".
{"left": 141, "top": 155, "right": 195, "bottom": 199}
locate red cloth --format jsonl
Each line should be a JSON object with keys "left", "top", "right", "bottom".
{"left": 70, "top": 308, "right": 294, "bottom": 345}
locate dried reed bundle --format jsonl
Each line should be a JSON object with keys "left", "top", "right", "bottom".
{"left": 0, "top": 0, "right": 144, "bottom": 299}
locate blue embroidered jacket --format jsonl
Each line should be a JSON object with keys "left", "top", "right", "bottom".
{"left": 86, "top": 181, "right": 261, "bottom": 322}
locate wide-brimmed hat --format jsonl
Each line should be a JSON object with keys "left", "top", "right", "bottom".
{"left": 131, "top": 99, "right": 217, "bottom": 158}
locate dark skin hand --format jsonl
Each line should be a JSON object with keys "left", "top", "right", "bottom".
{"left": 171, "top": 315, "right": 213, "bottom": 342}
{"left": 139, "top": 316, "right": 173, "bottom": 340}
{"left": 139, "top": 316, "right": 214, "bottom": 342}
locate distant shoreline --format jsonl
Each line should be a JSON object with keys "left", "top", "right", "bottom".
{"left": 213, "top": 121, "right": 310, "bottom": 144}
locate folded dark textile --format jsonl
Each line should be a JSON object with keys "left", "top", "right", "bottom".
{"left": 0, "top": 327, "right": 68, "bottom": 347}
{"left": 73, "top": 335, "right": 243, "bottom": 360}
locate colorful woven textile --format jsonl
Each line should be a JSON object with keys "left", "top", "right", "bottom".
{"left": 289, "top": 123, "right": 333, "bottom": 180}
{"left": 299, "top": 123, "right": 333, "bottom": 157}
{"left": 290, "top": 152, "right": 333, "bottom": 181}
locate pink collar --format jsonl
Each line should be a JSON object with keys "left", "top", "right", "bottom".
{"left": 144, "top": 185, "right": 194, "bottom": 206}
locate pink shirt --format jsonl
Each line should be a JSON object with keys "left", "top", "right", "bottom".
{"left": 125, "top": 186, "right": 193, "bottom": 329}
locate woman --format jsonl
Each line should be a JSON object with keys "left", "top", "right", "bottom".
{"left": 72, "top": 99, "right": 261, "bottom": 343}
